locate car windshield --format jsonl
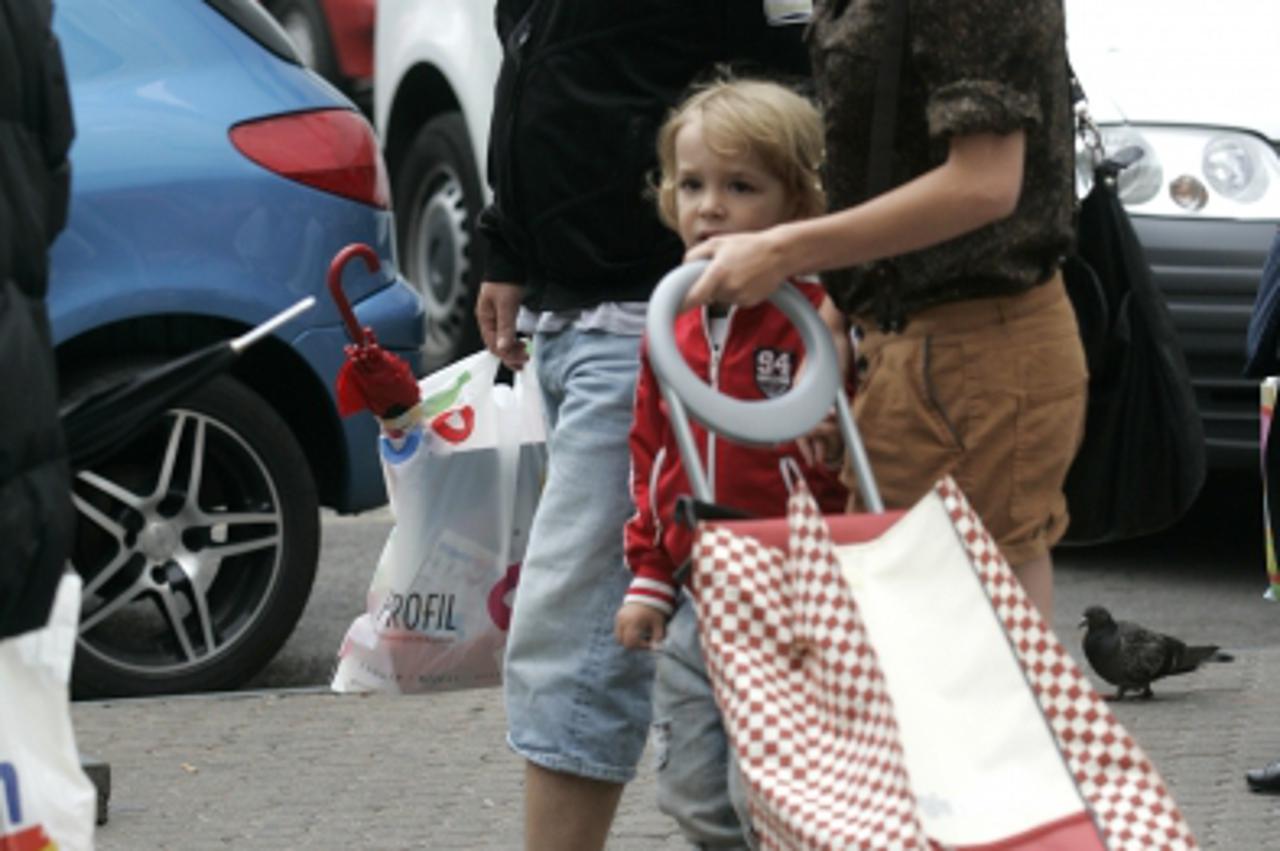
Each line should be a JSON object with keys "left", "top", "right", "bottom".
{"left": 1067, "top": 0, "right": 1280, "bottom": 138}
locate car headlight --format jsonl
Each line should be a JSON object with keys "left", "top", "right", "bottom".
{"left": 1073, "top": 126, "right": 1164, "bottom": 205}
{"left": 1075, "top": 125, "right": 1280, "bottom": 220}
{"left": 1203, "top": 135, "right": 1270, "bottom": 203}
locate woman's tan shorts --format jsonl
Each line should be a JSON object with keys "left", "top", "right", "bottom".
{"left": 847, "top": 274, "right": 1088, "bottom": 565}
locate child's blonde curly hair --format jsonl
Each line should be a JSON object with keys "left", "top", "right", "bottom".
{"left": 654, "top": 78, "right": 826, "bottom": 230}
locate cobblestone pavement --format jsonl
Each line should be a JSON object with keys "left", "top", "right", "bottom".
{"left": 70, "top": 469, "right": 1280, "bottom": 849}
{"left": 72, "top": 619, "right": 1280, "bottom": 849}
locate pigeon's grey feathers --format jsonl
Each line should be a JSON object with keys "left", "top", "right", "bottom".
{"left": 1078, "top": 605, "right": 1231, "bottom": 700}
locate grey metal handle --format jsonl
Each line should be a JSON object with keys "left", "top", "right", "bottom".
{"left": 645, "top": 261, "right": 882, "bottom": 512}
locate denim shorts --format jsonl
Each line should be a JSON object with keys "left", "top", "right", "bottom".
{"left": 503, "top": 327, "right": 656, "bottom": 783}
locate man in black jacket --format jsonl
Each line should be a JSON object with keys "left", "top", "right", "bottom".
{"left": 0, "top": 0, "right": 76, "bottom": 641}
{"left": 473, "top": 2, "right": 809, "bottom": 847}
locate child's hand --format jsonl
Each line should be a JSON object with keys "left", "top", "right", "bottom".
{"left": 795, "top": 295, "right": 849, "bottom": 470}
{"left": 796, "top": 411, "right": 844, "bottom": 469}
{"left": 615, "top": 602, "right": 668, "bottom": 650}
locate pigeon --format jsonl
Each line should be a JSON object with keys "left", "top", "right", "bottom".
{"left": 1078, "top": 605, "right": 1232, "bottom": 699}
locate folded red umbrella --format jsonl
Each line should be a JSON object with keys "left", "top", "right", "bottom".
{"left": 327, "top": 243, "right": 420, "bottom": 419}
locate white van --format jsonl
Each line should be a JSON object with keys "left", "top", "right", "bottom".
{"left": 374, "top": 0, "right": 500, "bottom": 370}
{"left": 1067, "top": 0, "right": 1280, "bottom": 460}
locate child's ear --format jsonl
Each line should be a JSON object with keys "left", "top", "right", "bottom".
{"left": 792, "top": 183, "right": 824, "bottom": 221}
{"left": 785, "top": 192, "right": 807, "bottom": 222}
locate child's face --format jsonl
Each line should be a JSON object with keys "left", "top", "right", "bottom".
{"left": 673, "top": 116, "right": 795, "bottom": 250}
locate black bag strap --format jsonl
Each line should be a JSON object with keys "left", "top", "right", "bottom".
{"left": 671, "top": 496, "right": 756, "bottom": 586}
{"left": 1068, "top": 64, "right": 1087, "bottom": 111}
{"left": 867, "top": 0, "right": 909, "bottom": 332}
{"left": 1068, "top": 60, "right": 1108, "bottom": 180}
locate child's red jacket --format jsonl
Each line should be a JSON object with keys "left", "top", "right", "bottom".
{"left": 624, "top": 280, "right": 851, "bottom": 616}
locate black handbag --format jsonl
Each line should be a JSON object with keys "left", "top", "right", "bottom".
{"left": 1059, "top": 78, "right": 1206, "bottom": 544}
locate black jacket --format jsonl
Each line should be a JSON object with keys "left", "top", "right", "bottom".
{"left": 0, "top": 0, "right": 76, "bottom": 639}
{"left": 478, "top": 0, "right": 809, "bottom": 312}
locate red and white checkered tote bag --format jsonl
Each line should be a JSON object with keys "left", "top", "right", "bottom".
{"left": 643, "top": 265, "right": 1195, "bottom": 850}
{"left": 690, "top": 477, "right": 1197, "bottom": 851}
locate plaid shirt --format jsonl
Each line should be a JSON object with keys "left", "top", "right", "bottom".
{"left": 809, "top": 0, "right": 1075, "bottom": 323}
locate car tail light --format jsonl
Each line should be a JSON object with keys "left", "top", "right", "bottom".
{"left": 230, "top": 108, "right": 390, "bottom": 209}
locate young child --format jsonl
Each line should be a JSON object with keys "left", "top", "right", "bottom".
{"left": 613, "top": 78, "right": 851, "bottom": 846}
{"left": 616, "top": 78, "right": 851, "bottom": 649}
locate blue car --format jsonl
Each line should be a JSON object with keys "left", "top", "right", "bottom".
{"left": 50, "top": 0, "right": 423, "bottom": 696}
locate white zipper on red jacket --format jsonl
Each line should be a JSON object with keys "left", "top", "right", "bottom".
{"left": 701, "top": 305, "right": 736, "bottom": 500}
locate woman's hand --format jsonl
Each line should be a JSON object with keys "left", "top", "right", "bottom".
{"left": 682, "top": 226, "right": 793, "bottom": 311}
{"left": 677, "top": 130, "right": 1028, "bottom": 315}
{"left": 615, "top": 602, "right": 668, "bottom": 650}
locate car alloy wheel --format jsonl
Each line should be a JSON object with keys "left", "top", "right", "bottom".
{"left": 66, "top": 368, "right": 319, "bottom": 697}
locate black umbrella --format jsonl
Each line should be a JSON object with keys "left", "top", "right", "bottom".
{"left": 60, "top": 297, "right": 315, "bottom": 471}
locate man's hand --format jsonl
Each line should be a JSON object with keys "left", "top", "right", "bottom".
{"left": 475, "top": 281, "right": 528, "bottom": 370}
{"left": 615, "top": 602, "right": 668, "bottom": 650}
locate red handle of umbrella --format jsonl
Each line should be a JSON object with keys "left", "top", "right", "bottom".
{"left": 327, "top": 243, "right": 381, "bottom": 343}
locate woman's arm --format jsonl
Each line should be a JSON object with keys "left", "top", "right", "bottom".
{"left": 683, "top": 130, "right": 1026, "bottom": 308}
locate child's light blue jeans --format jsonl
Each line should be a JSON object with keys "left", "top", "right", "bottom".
{"left": 654, "top": 598, "right": 757, "bottom": 849}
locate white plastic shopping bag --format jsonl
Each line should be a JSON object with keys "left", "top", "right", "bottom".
{"left": 332, "top": 350, "right": 547, "bottom": 693}
{"left": 0, "top": 572, "right": 97, "bottom": 851}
